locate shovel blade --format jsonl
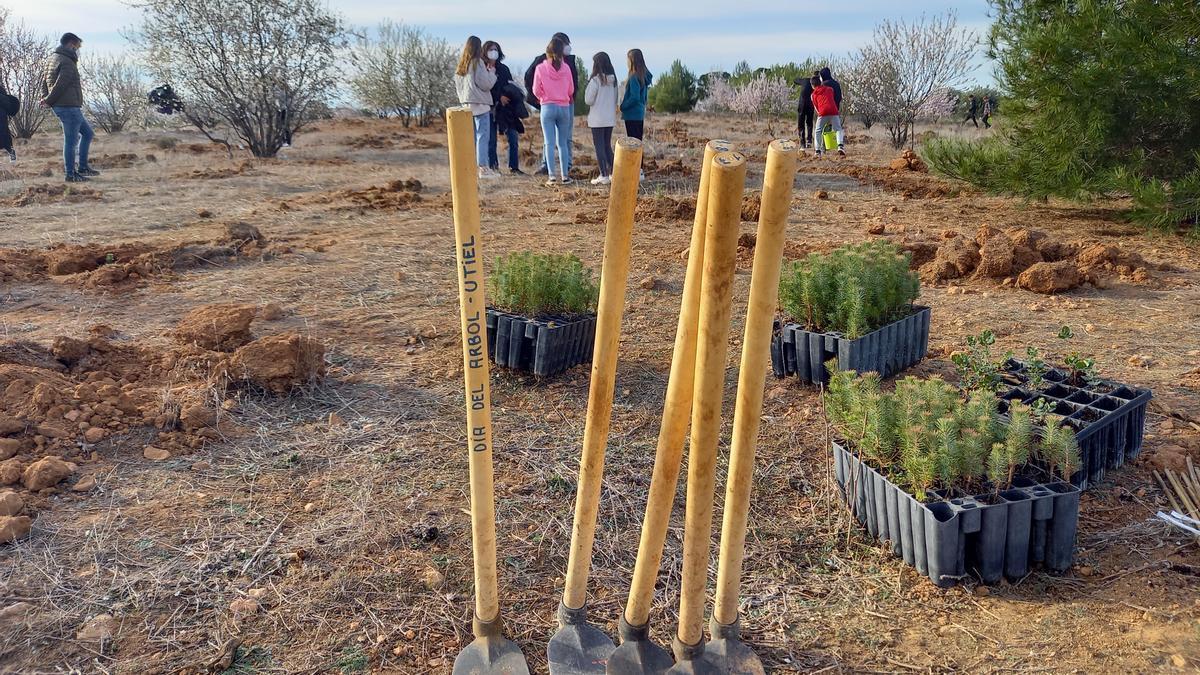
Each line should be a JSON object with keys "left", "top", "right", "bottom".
{"left": 606, "top": 615, "right": 673, "bottom": 674}
{"left": 663, "top": 649, "right": 723, "bottom": 675}
{"left": 705, "top": 637, "right": 764, "bottom": 675}
{"left": 453, "top": 615, "right": 530, "bottom": 675}
{"left": 548, "top": 603, "right": 616, "bottom": 674}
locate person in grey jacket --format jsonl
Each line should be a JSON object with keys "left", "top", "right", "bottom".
{"left": 40, "top": 33, "right": 98, "bottom": 182}
{"left": 454, "top": 35, "right": 498, "bottom": 178}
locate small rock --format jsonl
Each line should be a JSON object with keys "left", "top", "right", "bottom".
{"left": 72, "top": 475, "right": 97, "bottom": 493}
{"left": 35, "top": 424, "right": 70, "bottom": 440}
{"left": 304, "top": 502, "right": 316, "bottom": 512}
{"left": 229, "top": 598, "right": 260, "bottom": 615}
{"left": 866, "top": 223, "right": 885, "bottom": 235}
{"left": 328, "top": 412, "right": 345, "bottom": 428}
{"left": 1127, "top": 354, "right": 1154, "bottom": 368}
{"left": 973, "top": 585, "right": 990, "bottom": 597}
{"left": 422, "top": 567, "right": 445, "bottom": 590}
{"left": 0, "top": 458, "right": 23, "bottom": 485}
{"left": 83, "top": 427, "right": 107, "bottom": 444}
{"left": 259, "top": 303, "right": 285, "bottom": 321}
{"left": 0, "top": 438, "right": 19, "bottom": 460}
{"left": 0, "top": 602, "right": 34, "bottom": 627}
{"left": 814, "top": 190, "right": 828, "bottom": 200}
{"left": 1078, "top": 565, "right": 1094, "bottom": 577}
{"left": 143, "top": 446, "right": 171, "bottom": 461}
{"left": 22, "top": 456, "right": 76, "bottom": 491}
{"left": 0, "top": 490, "right": 23, "bottom": 516}
{"left": 247, "top": 588, "right": 269, "bottom": 599}
{"left": 640, "top": 276, "right": 656, "bottom": 290}
{"left": 395, "top": 270, "right": 408, "bottom": 282}
{"left": 0, "top": 515, "right": 32, "bottom": 543}
{"left": 191, "top": 460, "right": 212, "bottom": 472}
{"left": 76, "top": 613, "right": 116, "bottom": 641}
{"left": 1171, "top": 654, "right": 1187, "bottom": 668}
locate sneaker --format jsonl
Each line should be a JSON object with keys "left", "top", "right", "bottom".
{"left": 590, "top": 175, "right": 605, "bottom": 185}
{"left": 281, "top": 142, "right": 291, "bottom": 148}
{"left": 639, "top": 170, "right": 645, "bottom": 181}
{"left": 545, "top": 176, "right": 559, "bottom": 186}
{"left": 837, "top": 147, "right": 846, "bottom": 156}
{"left": 77, "top": 166, "right": 100, "bottom": 177}
{"left": 598, "top": 176, "right": 612, "bottom": 185}
{"left": 478, "top": 167, "right": 499, "bottom": 179}
{"left": 65, "top": 173, "right": 89, "bottom": 182}
{"left": 511, "top": 168, "right": 526, "bottom": 176}
{"left": 6, "top": 150, "right": 14, "bottom": 163}
{"left": 815, "top": 151, "right": 824, "bottom": 158}
{"left": 559, "top": 176, "right": 574, "bottom": 185}
{"left": 535, "top": 165, "right": 549, "bottom": 176}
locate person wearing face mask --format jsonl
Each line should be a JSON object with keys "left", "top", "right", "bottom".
{"left": 524, "top": 32, "right": 577, "bottom": 176}
{"left": 40, "top": 32, "right": 97, "bottom": 182}
{"left": 454, "top": 35, "right": 499, "bottom": 178}
{"left": 484, "top": 41, "right": 525, "bottom": 175}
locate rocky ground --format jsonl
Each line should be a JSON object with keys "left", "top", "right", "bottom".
{"left": 0, "top": 114, "right": 1198, "bottom": 673}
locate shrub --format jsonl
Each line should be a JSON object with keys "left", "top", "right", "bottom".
{"left": 647, "top": 59, "right": 697, "bottom": 114}
{"left": 348, "top": 21, "right": 456, "bottom": 127}
{"left": 827, "top": 370, "right": 1080, "bottom": 497}
{"left": 778, "top": 241, "right": 919, "bottom": 339}
{"left": 490, "top": 252, "right": 599, "bottom": 317}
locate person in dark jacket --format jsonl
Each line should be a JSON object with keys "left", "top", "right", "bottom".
{"left": 524, "top": 32, "right": 577, "bottom": 175}
{"left": 0, "top": 82, "right": 15, "bottom": 162}
{"left": 819, "top": 66, "right": 842, "bottom": 108}
{"left": 40, "top": 32, "right": 98, "bottom": 182}
{"left": 793, "top": 70, "right": 817, "bottom": 148}
{"left": 963, "top": 94, "right": 979, "bottom": 127}
{"left": 483, "top": 41, "right": 525, "bottom": 175}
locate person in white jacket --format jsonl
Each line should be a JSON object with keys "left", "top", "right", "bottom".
{"left": 454, "top": 36, "right": 499, "bottom": 178}
{"left": 584, "top": 52, "right": 619, "bottom": 185}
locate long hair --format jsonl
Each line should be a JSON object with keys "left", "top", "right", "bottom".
{"left": 546, "top": 37, "right": 566, "bottom": 70}
{"left": 482, "top": 40, "right": 504, "bottom": 63}
{"left": 627, "top": 49, "right": 648, "bottom": 87}
{"left": 591, "top": 52, "right": 616, "bottom": 85}
{"left": 456, "top": 36, "right": 482, "bottom": 76}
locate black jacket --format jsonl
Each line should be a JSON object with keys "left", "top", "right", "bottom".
{"left": 819, "top": 67, "right": 842, "bottom": 107}
{"left": 794, "top": 77, "right": 815, "bottom": 112}
{"left": 524, "top": 53, "right": 578, "bottom": 110}
{"left": 495, "top": 83, "right": 527, "bottom": 135}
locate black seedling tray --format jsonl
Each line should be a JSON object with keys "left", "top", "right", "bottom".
{"left": 833, "top": 443, "right": 1079, "bottom": 587}
{"left": 998, "top": 361, "right": 1152, "bottom": 490}
{"left": 770, "top": 306, "right": 930, "bottom": 384}
{"left": 485, "top": 308, "right": 596, "bottom": 377}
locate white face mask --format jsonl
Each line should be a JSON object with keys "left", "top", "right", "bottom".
{"left": 487, "top": 50, "right": 499, "bottom": 60}
{"left": 563, "top": 44, "right": 572, "bottom": 56}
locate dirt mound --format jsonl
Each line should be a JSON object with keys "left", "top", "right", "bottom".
{"left": 396, "top": 134, "right": 443, "bottom": 150}
{"left": 644, "top": 158, "right": 695, "bottom": 178}
{"left": 635, "top": 195, "right": 696, "bottom": 222}
{"left": 90, "top": 153, "right": 141, "bottom": 169}
{"left": 741, "top": 192, "right": 762, "bottom": 222}
{"left": 7, "top": 183, "right": 103, "bottom": 207}
{"left": 172, "top": 304, "right": 258, "bottom": 351}
{"left": 888, "top": 149, "right": 927, "bottom": 172}
{"left": 814, "top": 162, "right": 954, "bottom": 199}
{"left": 347, "top": 133, "right": 394, "bottom": 149}
{"left": 222, "top": 333, "right": 325, "bottom": 393}
{"left": 294, "top": 179, "right": 423, "bottom": 211}
{"left": 912, "top": 225, "right": 1155, "bottom": 293}
{"left": 179, "top": 160, "right": 254, "bottom": 180}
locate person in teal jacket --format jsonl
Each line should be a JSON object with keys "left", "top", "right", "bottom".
{"left": 620, "top": 48, "right": 651, "bottom": 178}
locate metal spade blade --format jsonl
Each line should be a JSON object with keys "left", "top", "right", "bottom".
{"left": 548, "top": 602, "right": 617, "bottom": 674}
{"left": 606, "top": 614, "right": 674, "bottom": 674}
{"left": 704, "top": 618, "right": 764, "bottom": 675}
{"left": 453, "top": 614, "right": 530, "bottom": 675}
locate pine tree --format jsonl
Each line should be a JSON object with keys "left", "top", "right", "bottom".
{"left": 647, "top": 59, "right": 698, "bottom": 113}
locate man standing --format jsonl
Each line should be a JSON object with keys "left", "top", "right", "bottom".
{"left": 525, "top": 32, "right": 577, "bottom": 175}
{"left": 40, "top": 33, "right": 98, "bottom": 182}
{"left": 962, "top": 94, "right": 979, "bottom": 128}
{"left": 793, "top": 71, "right": 815, "bottom": 148}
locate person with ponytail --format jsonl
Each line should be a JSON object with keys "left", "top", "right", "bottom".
{"left": 584, "top": 51, "right": 618, "bottom": 185}
{"left": 532, "top": 37, "right": 576, "bottom": 186}
{"left": 453, "top": 35, "right": 499, "bottom": 178}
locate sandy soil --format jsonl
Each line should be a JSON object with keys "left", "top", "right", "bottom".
{"left": 1, "top": 113, "right": 1198, "bottom": 674}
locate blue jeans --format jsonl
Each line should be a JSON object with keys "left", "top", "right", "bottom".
{"left": 488, "top": 123, "right": 519, "bottom": 171}
{"left": 52, "top": 106, "right": 93, "bottom": 176}
{"left": 473, "top": 111, "right": 491, "bottom": 168}
{"left": 540, "top": 104, "right": 572, "bottom": 178}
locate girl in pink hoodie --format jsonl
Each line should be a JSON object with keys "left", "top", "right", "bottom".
{"left": 532, "top": 37, "right": 576, "bottom": 185}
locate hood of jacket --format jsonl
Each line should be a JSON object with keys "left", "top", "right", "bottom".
{"left": 819, "top": 66, "right": 832, "bottom": 81}
{"left": 55, "top": 45, "right": 79, "bottom": 62}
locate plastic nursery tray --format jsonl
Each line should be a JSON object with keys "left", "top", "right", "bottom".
{"left": 485, "top": 308, "right": 596, "bottom": 377}
{"left": 833, "top": 443, "right": 1079, "bottom": 587}
{"left": 998, "top": 360, "right": 1152, "bottom": 490}
{"left": 770, "top": 306, "right": 930, "bottom": 385}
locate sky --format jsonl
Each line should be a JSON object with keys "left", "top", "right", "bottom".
{"left": 7, "top": 0, "right": 996, "bottom": 83}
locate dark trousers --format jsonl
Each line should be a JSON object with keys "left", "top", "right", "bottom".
{"left": 798, "top": 106, "right": 815, "bottom": 146}
{"left": 982, "top": 114, "right": 991, "bottom": 129}
{"left": 488, "top": 121, "right": 520, "bottom": 171}
{"left": 591, "top": 127, "right": 614, "bottom": 176}
{"left": 0, "top": 113, "right": 11, "bottom": 152}
{"left": 624, "top": 120, "right": 644, "bottom": 169}
{"left": 963, "top": 112, "right": 978, "bottom": 128}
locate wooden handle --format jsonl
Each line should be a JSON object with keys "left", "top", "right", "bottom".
{"left": 713, "top": 139, "right": 799, "bottom": 626}
{"left": 624, "top": 140, "right": 733, "bottom": 627}
{"left": 446, "top": 106, "right": 500, "bottom": 623}
{"left": 562, "top": 137, "right": 644, "bottom": 610}
{"left": 676, "top": 150, "right": 748, "bottom": 646}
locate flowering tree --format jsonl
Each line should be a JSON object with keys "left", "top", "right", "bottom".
{"left": 0, "top": 9, "right": 52, "bottom": 138}
{"left": 697, "top": 73, "right": 793, "bottom": 122}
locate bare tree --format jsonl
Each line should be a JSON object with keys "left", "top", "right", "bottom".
{"left": 349, "top": 21, "right": 455, "bottom": 127}
{"left": 0, "top": 11, "right": 52, "bottom": 138}
{"left": 853, "top": 12, "right": 977, "bottom": 148}
{"left": 83, "top": 54, "right": 145, "bottom": 133}
{"left": 131, "top": 0, "right": 344, "bottom": 157}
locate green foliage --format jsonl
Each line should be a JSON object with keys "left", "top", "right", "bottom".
{"left": 573, "top": 56, "right": 590, "bottom": 116}
{"left": 647, "top": 59, "right": 698, "bottom": 113}
{"left": 924, "top": 0, "right": 1200, "bottom": 233}
{"left": 951, "top": 329, "right": 1011, "bottom": 392}
{"left": 490, "top": 252, "right": 599, "bottom": 317}
{"left": 778, "top": 241, "right": 919, "bottom": 339}
{"left": 1057, "top": 325, "right": 1099, "bottom": 386}
{"left": 827, "top": 370, "right": 1080, "bottom": 495}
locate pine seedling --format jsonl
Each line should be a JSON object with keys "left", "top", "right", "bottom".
{"left": 986, "top": 442, "right": 1010, "bottom": 492}
{"left": 1040, "top": 416, "right": 1081, "bottom": 482}
{"left": 933, "top": 416, "right": 959, "bottom": 490}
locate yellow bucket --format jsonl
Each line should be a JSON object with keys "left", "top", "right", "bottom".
{"left": 822, "top": 128, "right": 838, "bottom": 151}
